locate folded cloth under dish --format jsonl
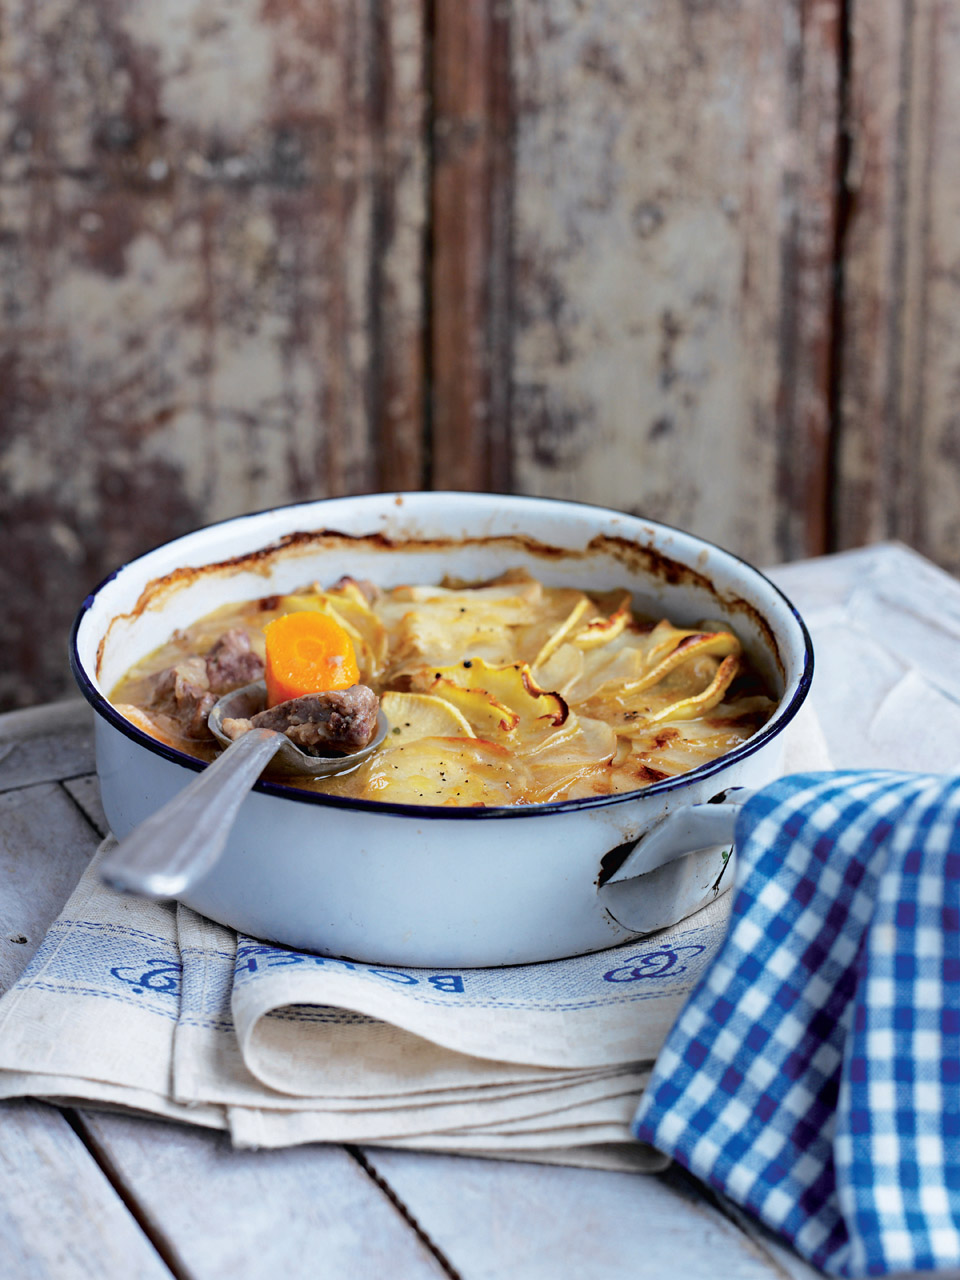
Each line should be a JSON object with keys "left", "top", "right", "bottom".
{"left": 0, "top": 835, "right": 730, "bottom": 1171}
{"left": 0, "top": 706, "right": 826, "bottom": 1172}
{"left": 634, "top": 770, "right": 960, "bottom": 1277}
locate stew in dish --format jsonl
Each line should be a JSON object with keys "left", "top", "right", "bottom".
{"left": 110, "top": 569, "right": 775, "bottom": 806}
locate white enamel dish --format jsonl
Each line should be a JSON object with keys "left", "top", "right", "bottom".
{"left": 71, "top": 492, "right": 813, "bottom": 967}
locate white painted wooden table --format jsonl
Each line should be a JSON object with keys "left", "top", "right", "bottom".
{"left": 3, "top": 543, "right": 958, "bottom": 1280}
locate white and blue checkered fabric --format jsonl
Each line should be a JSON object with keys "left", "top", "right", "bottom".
{"left": 633, "top": 771, "right": 960, "bottom": 1277}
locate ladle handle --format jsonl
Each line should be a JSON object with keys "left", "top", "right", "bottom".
{"left": 99, "top": 729, "right": 285, "bottom": 900}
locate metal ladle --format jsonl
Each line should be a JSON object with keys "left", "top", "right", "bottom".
{"left": 99, "top": 680, "right": 388, "bottom": 901}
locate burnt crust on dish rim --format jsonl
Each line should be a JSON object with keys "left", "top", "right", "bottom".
{"left": 70, "top": 506, "right": 814, "bottom": 823}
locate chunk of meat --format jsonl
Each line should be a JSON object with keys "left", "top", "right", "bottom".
{"left": 205, "top": 628, "right": 264, "bottom": 693}
{"left": 150, "top": 629, "right": 264, "bottom": 740}
{"left": 222, "top": 685, "right": 380, "bottom": 755}
{"left": 152, "top": 656, "right": 216, "bottom": 738}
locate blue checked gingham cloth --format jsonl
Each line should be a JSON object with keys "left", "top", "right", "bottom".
{"left": 633, "top": 770, "right": 960, "bottom": 1278}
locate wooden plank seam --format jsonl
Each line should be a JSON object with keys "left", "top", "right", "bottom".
{"left": 348, "top": 1146, "right": 463, "bottom": 1280}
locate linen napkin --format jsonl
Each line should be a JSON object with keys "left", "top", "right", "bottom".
{"left": 0, "top": 704, "right": 825, "bottom": 1169}
{"left": 634, "top": 769, "right": 960, "bottom": 1277}
{"left": 0, "top": 836, "right": 731, "bottom": 1170}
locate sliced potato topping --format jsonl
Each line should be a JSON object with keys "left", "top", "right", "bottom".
{"left": 532, "top": 596, "right": 593, "bottom": 667}
{"left": 380, "top": 692, "right": 474, "bottom": 740}
{"left": 531, "top": 643, "right": 584, "bottom": 697}
{"left": 421, "top": 659, "right": 568, "bottom": 733}
{"left": 620, "top": 631, "right": 740, "bottom": 695}
{"left": 110, "top": 568, "right": 774, "bottom": 808}
{"left": 571, "top": 593, "right": 632, "bottom": 649}
{"left": 322, "top": 584, "right": 389, "bottom": 670}
{"left": 315, "top": 736, "right": 531, "bottom": 807}
{"left": 420, "top": 679, "right": 520, "bottom": 736}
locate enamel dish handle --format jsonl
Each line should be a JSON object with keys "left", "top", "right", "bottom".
{"left": 597, "top": 788, "right": 753, "bottom": 933}
{"left": 99, "top": 729, "right": 286, "bottom": 900}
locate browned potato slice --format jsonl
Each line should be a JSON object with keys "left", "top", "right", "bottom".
{"left": 571, "top": 593, "right": 633, "bottom": 649}
{"left": 532, "top": 597, "right": 593, "bottom": 667}
{"left": 608, "top": 653, "right": 741, "bottom": 731}
{"left": 432, "top": 659, "right": 568, "bottom": 732}
{"left": 620, "top": 631, "right": 740, "bottom": 696}
{"left": 425, "top": 678, "right": 520, "bottom": 734}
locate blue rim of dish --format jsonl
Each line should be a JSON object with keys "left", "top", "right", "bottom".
{"left": 69, "top": 492, "right": 815, "bottom": 822}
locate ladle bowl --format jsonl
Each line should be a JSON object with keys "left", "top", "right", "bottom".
{"left": 99, "top": 682, "right": 388, "bottom": 900}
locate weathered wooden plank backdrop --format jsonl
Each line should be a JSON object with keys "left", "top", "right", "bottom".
{"left": 1, "top": 0, "right": 958, "bottom": 710}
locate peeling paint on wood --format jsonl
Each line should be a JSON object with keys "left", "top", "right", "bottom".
{"left": 429, "top": 0, "right": 513, "bottom": 493}
{"left": 0, "top": 0, "right": 426, "bottom": 708}
{"left": 910, "top": 3, "right": 960, "bottom": 573}
{"left": 833, "top": 0, "right": 912, "bottom": 552}
{"left": 835, "top": 0, "right": 960, "bottom": 576}
{"left": 510, "top": 0, "right": 840, "bottom": 568}
{"left": 3, "top": 0, "right": 960, "bottom": 712}
{"left": 774, "top": 0, "right": 842, "bottom": 558}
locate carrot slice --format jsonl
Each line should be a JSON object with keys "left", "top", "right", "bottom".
{"left": 263, "top": 612, "right": 360, "bottom": 706}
